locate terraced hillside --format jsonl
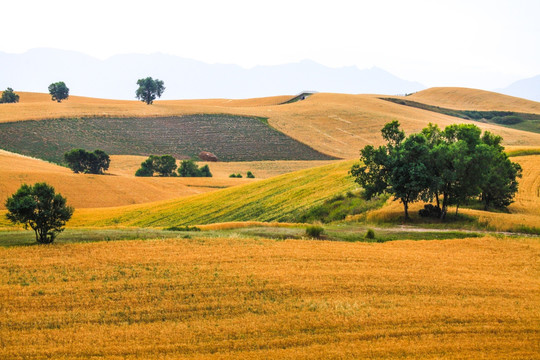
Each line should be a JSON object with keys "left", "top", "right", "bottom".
{"left": 0, "top": 114, "right": 335, "bottom": 163}
{"left": 2, "top": 90, "right": 540, "bottom": 159}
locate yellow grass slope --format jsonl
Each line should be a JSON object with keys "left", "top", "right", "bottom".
{"left": 2, "top": 90, "right": 540, "bottom": 159}
{"left": 0, "top": 150, "right": 248, "bottom": 210}
{"left": 69, "top": 160, "right": 357, "bottom": 227}
{"left": 1, "top": 236, "right": 538, "bottom": 359}
{"left": 407, "top": 87, "right": 540, "bottom": 113}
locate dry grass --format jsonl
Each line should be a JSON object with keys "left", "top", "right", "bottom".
{"left": 109, "top": 155, "right": 337, "bottom": 179}
{"left": 0, "top": 151, "right": 246, "bottom": 210}
{"left": 0, "top": 236, "right": 538, "bottom": 359}
{"left": 407, "top": 87, "right": 540, "bottom": 113}
{"left": 2, "top": 91, "right": 540, "bottom": 159}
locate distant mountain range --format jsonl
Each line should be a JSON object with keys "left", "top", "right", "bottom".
{"left": 0, "top": 48, "right": 425, "bottom": 100}
{"left": 497, "top": 75, "right": 540, "bottom": 102}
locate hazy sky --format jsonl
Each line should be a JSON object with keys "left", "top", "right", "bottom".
{"left": 2, "top": 0, "right": 539, "bottom": 89}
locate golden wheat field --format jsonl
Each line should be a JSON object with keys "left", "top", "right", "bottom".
{"left": 2, "top": 90, "right": 540, "bottom": 159}
{"left": 407, "top": 87, "right": 540, "bottom": 113}
{"left": 0, "top": 150, "right": 248, "bottom": 209}
{"left": 0, "top": 236, "right": 538, "bottom": 359}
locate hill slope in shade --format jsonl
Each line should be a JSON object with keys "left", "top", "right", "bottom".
{"left": 68, "top": 161, "right": 358, "bottom": 227}
{"left": 406, "top": 87, "right": 540, "bottom": 113}
{"left": 0, "top": 49, "right": 425, "bottom": 100}
{"left": 498, "top": 74, "right": 540, "bottom": 102}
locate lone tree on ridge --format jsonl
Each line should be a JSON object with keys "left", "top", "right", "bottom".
{"left": 135, "top": 77, "right": 165, "bottom": 105}
{"left": 0, "top": 87, "right": 20, "bottom": 103}
{"left": 48, "top": 81, "right": 69, "bottom": 102}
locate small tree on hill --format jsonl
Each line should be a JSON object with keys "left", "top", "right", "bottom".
{"left": 135, "top": 155, "right": 177, "bottom": 177}
{"left": 135, "top": 77, "right": 165, "bottom": 105}
{"left": 64, "top": 149, "right": 110, "bottom": 174}
{"left": 48, "top": 81, "right": 69, "bottom": 102}
{"left": 6, "top": 183, "right": 74, "bottom": 244}
{"left": 0, "top": 87, "right": 20, "bottom": 103}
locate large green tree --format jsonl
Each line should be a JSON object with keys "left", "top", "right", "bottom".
{"left": 135, "top": 77, "right": 165, "bottom": 105}
{"left": 352, "top": 121, "right": 522, "bottom": 220}
{"left": 5, "top": 183, "right": 74, "bottom": 244}
{"left": 48, "top": 81, "right": 69, "bottom": 102}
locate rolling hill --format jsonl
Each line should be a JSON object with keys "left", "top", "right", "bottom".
{"left": 2, "top": 89, "right": 540, "bottom": 160}
{"left": 406, "top": 87, "right": 540, "bottom": 113}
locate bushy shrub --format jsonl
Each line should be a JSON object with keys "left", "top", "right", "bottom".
{"left": 229, "top": 173, "right": 242, "bottom": 178}
{"left": 64, "top": 149, "right": 110, "bottom": 174}
{"left": 418, "top": 204, "right": 442, "bottom": 218}
{"left": 305, "top": 225, "right": 324, "bottom": 238}
{"left": 247, "top": 171, "right": 255, "bottom": 178}
{"left": 365, "top": 229, "right": 375, "bottom": 239}
{"left": 166, "top": 225, "right": 201, "bottom": 232}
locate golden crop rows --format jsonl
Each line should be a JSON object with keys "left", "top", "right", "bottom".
{"left": 0, "top": 236, "right": 538, "bottom": 359}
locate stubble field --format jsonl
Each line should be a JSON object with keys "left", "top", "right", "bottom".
{"left": 1, "top": 236, "right": 538, "bottom": 359}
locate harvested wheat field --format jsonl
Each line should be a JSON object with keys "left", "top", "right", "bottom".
{"left": 406, "top": 87, "right": 540, "bottom": 113}
{"left": 109, "top": 155, "right": 337, "bottom": 179}
{"left": 0, "top": 236, "right": 538, "bottom": 359}
{"left": 2, "top": 90, "right": 540, "bottom": 159}
{"left": 0, "top": 150, "right": 248, "bottom": 210}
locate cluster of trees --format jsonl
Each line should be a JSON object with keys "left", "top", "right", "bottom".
{"left": 178, "top": 160, "right": 212, "bottom": 177}
{"left": 135, "top": 156, "right": 212, "bottom": 177}
{"left": 64, "top": 149, "right": 110, "bottom": 174}
{"left": 351, "top": 121, "right": 522, "bottom": 219}
{"left": 0, "top": 87, "right": 19, "bottom": 103}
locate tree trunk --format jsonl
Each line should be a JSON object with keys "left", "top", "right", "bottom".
{"left": 403, "top": 200, "right": 410, "bottom": 220}
{"left": 455, "top": 203, "right": 460, "bottom": 216}
{"left": 435, "top": 192, "right": 440, "bottom": 209}
{"left": 440, "top": 193, "right": 448, "bottom": 220}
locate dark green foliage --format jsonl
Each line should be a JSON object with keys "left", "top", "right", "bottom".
{"left": 178, "top": 160, "right": 212, "bottom": 177}
{"left": 0, "top": 115, "right": 335, "bottom": 164}
{"left": 64, "top": 149, "right": 110, "bottom": 174}
{"left": 352, "top": 121, "right": 522, "bottom": 220}
{"left": 491, "top": 115, "right": 523, "bottom": 125}
{"left": 5, "top": 183, "right": 74, "bottom": 244}
{"left": 305, "top": 225, "right": 324, "bottom": 238}
{"left": 48, "top": 81, "right": 69, "bottom": 102}
{"left": 0, "top": 87, "right": 19, "bottom": 103}
{"left": 135, "top": 77, "right": 165, "bottom": 105}
{"left": 135, "top": 155, "right": 177, "bottom": 177}
{"left": 166, "top": 225, "right": 201, "bottom": 232}
{"left": 365, "top": 229, "right": 375, "bottom": 239}
{"left": 229, "top": 173, "right": 243, "bottom": 178}
{"left": 246, "top": 171, "right": 255, "bottom": 178}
